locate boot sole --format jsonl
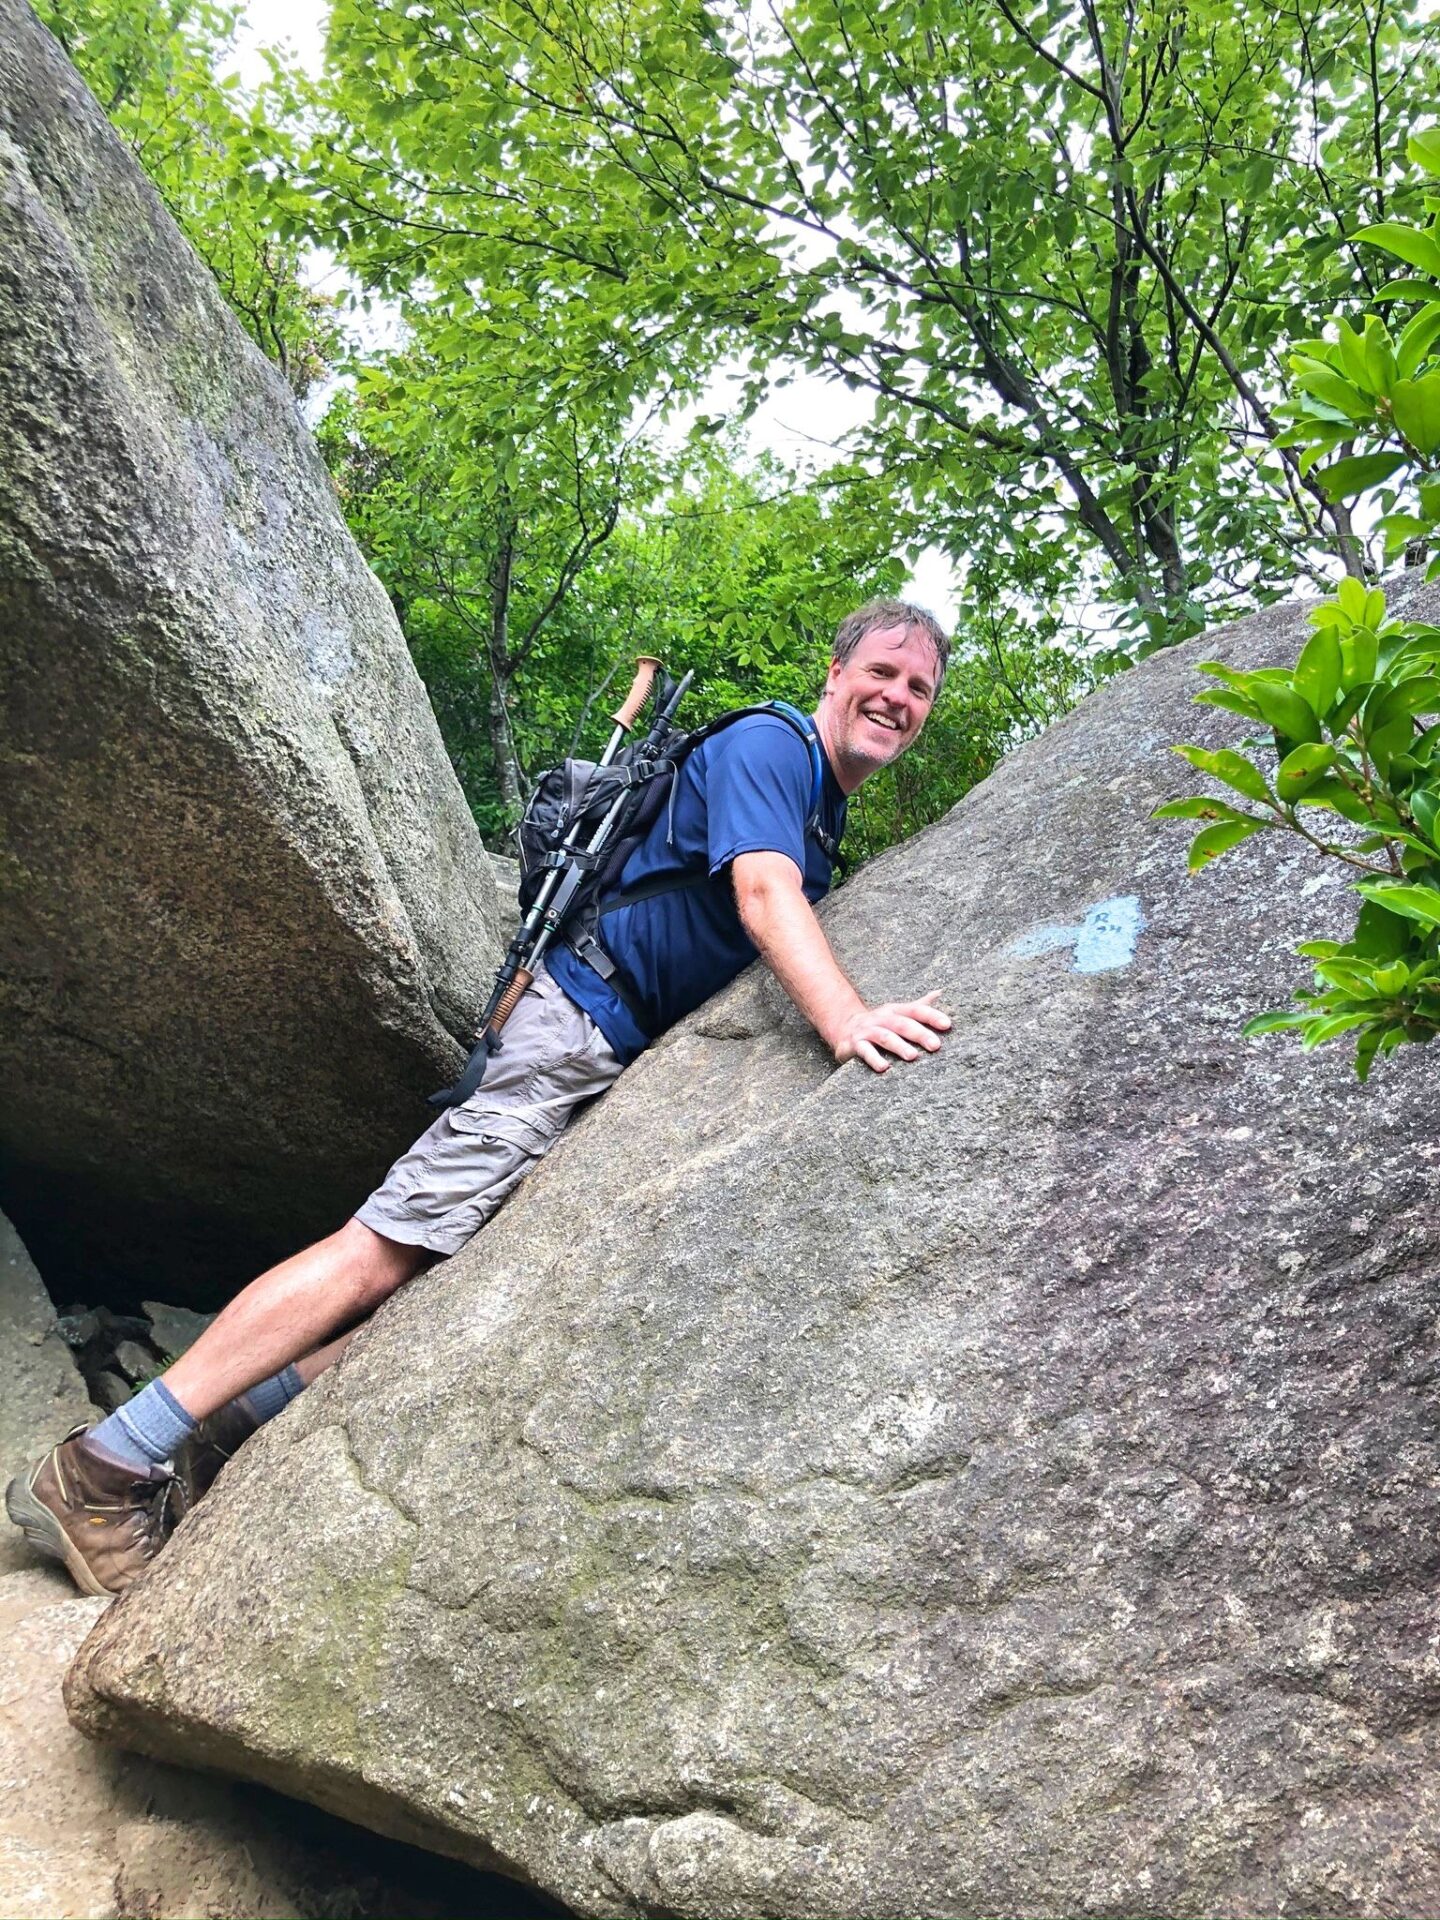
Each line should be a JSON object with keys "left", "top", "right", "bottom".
{"left": 5, "top": 1474, "right": 110, "bottom": 1597}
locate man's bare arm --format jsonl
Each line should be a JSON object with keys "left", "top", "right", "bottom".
{"left": 732, "top": 850, "right": 951, "bottom": 1074}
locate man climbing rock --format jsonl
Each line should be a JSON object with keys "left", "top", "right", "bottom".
{"left": 8, "top": 601, "right": 952, "bottom": 1596}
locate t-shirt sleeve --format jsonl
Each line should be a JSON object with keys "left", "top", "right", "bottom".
{"left": 704, "top": 715, "right": 813, "bottom": 879}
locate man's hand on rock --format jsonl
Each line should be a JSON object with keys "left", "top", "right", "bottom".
{"left": 833, "top": 992, "right": 951, "bottom": 1073}
{"left": 730, "top": 853, "right": 952, "bottom": 1074}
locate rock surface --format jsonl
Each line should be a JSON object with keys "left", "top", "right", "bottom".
{"left": 0, "top": 1571, "right": 546, "bottom": 1920}
{"left": 142, "top": 1299, "right": 215, "bottom": 1365}
{"left": 0, "top": 0, "right": 500, "bottom": 1306}
{"left": 0, "top": 1209, "right": 541, "bottom": 1919}
{"left": 0, "top": 1210, "right": 94, "bottom": 1577}
{"left": 68, "top": 587, "right": 1440, "bottom": 1915}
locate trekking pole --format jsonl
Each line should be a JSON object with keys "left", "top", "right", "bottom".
{"left": 516, "top": 664, "right": 693, "bottom": 985}
{"left": 430, "top": 657, "right": 674, "bottom": 1107}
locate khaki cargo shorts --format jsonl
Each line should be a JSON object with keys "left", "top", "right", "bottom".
{"left": 354, "top": 964, "right": 624, "bottom": 1257}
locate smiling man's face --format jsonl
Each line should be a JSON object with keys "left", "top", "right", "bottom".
{"left": 817, "top": 623, "right": 940, "bottom": 793}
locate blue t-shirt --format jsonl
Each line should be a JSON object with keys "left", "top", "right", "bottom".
{"left": 547, "top": 712, "right": 847, "bottom": 1064}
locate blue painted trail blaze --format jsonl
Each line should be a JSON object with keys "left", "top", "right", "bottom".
{"left": 1074, "top": 894, "right": 1145, "bottom": 973}
{"left": 1010, "top": 924, "right": 1077, "bottom": 961}
{"left": 1008, "top": 894, "right": 1145, "bottom": 974}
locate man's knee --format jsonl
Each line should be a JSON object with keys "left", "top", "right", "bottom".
{"left": 331, "top": 1218, "right": 428, "bottom": 1309}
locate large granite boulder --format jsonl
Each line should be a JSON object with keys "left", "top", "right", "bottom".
{"left": 67, "top": 587, "right": 1440, "bottom": 1916}
{"left": 0, "top": 0, "right": 500, "bottom": 1306}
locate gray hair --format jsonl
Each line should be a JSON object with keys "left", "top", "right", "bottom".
{"left": 832, "top": 598, "right": 950, "bottom": 688}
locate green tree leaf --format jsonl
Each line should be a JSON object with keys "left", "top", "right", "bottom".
{"left": 1392, "top": 375, "right": 1440, "bottom": 457}
{"left": 1409, "top": 785, "right": 1440, "bottom": 845}
{"left": 1290, "top": 362, "right": 1377, "bottom": 421}
{"left": 1187, "top": 817, "right": 1269, "bottom": 870}
{"left": 1243, "top": 1008, "right": 1313, "bottom": 1035}
{"left": 1292, "top": 624, "right": 1342, "bottom": 714}
{"left": 1153, "top": 795, "right": 1266, "bottom": 823}
{"left": 1396, "top": 302, "right": 1440, "bottom": 381}
{"left": 1195, "top": 688, "right": 1264, "bottom": 721}
{"left": 1351, "top": 900, "right": 1414, "bottom": 959}
{"left": 1353, "top": 881, "right": 1440, "bottom": 928}
{"left": 1276, "top": 740, "right": 1337, "bottom": 798}
{"left": 1340, "top": 626, "right": 1380, "bottom": 689}
{"left": 1354, "top": 220, "right": 1440, "bottom": 276}
{"left": 1302, "top": 1011, "right": 1381, "bottom": 1048}
{"left": 1173, "top": 745, "right": 1275, "bottom": 806}
{"left": 1337, "top": 575, "right": 1369, "bottom": 622}
{"left": 1315, "top": 451, "right": 1408, "bottom": 500}
{"left": 1246, "top": 680, "right": 1323, "bottom": 744}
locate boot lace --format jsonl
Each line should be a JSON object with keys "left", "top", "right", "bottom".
{"left": 125, "top": 1472, "right": 185, "bottom": 1557}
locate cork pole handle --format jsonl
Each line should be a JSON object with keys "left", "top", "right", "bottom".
{"left": 487, "top": 967, "right": 534, "bottom": 1038}
{"left": 611, "top": 656, "right": 662, "bottom": 731}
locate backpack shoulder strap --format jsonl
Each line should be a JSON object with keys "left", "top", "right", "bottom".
{"left": 759, "top": 700, "right": 829, "bottom": 849}
{"left": 679, "top": 701, "right": 832, "bottom": 846}
{"left": 599, "top": 704, "right": 838, "bottom": 928}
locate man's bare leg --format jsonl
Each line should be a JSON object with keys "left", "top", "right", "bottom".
{"left": 163, "top": 1220, "right": 426, "bottom": 1423}
{"left": 211, "top": 1325, "right": 363, "bottom": 1427}
{"left": 293, "top": 1325, "right": 361, "bottom": 1388}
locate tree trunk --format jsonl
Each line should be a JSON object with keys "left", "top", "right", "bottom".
{"left": 487, "top": 675, "right": 524, "bottom": 826}
{"left": 486, "top": 514, "right": 525, "bottom": 828}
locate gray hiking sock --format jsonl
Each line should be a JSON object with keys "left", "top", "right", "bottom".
{"left": 237, "top": 1363, "right": 305, "bottom": 1427}
{"left": 89, "top": 1377, "right": 196, "bottom": 1471}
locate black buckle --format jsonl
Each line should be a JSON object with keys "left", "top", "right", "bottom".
{"left": 574, "top": 933, "right": 618, "bottom": 980}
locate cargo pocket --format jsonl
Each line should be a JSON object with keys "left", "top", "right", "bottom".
{"left": 398, "top": 1113, "right": 537, "bottom": 1230}
{"left": 447, "top": 1105, "right": 561, "bottom": 1158}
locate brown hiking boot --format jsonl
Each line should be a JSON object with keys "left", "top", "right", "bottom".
{"left": 5, "top": 1425, "right": 181, "bottom": 1597}
{"left": 174, "top": 1395, "right": 261, "bottom": 1508}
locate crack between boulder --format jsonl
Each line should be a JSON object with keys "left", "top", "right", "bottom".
{"left": 332, "top": 1418, "right": 420, "bottom": 1532}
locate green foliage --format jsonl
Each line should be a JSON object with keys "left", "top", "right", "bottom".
{"left": 37, "top": 0, "right": 340, "bottom": 396}
{"left": 1160, "top": 135, "right": 1440, "bottom": 1076}
{"left": 59, "top": 0, "right": 1098, "bottom": 870}
{"left": 317, "top": 325, "right": 666, "bottom": 833}
{"left": 325, "top": 380, "right": 1076, "bottom": 851}
{"left": 312, "top": 0, "right": 1440, "bottom": 646}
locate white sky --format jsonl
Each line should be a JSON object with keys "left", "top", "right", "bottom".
{"left": 227, "top": 0, "right": 961, "bottom": 625}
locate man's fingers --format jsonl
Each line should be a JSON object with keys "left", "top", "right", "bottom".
{"left": 902, "top": 996, "right": 952, "bottom": 1030}
{"left": 891, "top": 1017, "right": 943, "bottom": 1051}
{"left": 876, "top": 1001, "right": 950, "bottom": 1041}
{"left": 840, "top": 996, "right": 951, "bottom": 1072}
